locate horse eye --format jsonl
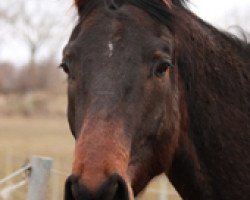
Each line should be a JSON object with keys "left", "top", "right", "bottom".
{"left": 154, "top": 62, "right": 173, "bottom": 77}
{"left": 59, "top": 62, "right": 69, "bottom": 74}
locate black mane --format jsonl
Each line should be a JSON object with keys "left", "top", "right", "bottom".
{"left": 123, "top": 1, "right": 250, "bottom": 199}
{"left": 127, "top": 0, "right": 186, "bottom": 29}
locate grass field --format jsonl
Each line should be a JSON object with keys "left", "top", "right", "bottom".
{"left": 0, "top": 116, "right": 74, "bottom": 200}
{"left": 0, "top": 95, "right": 181, "bottom": 199}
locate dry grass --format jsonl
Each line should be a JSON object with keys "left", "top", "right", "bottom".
{"left": 0, "top": 100, "right": 181, "bottom": 199}
{"left": 0, "top": 116, "right": 74, "bottom": 200}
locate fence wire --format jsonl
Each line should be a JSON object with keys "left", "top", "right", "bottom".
{"left": 0, "top": 163, "right": 31, "bottom": 185}
{"left": 51, "top": 169, "right": 69, "bottom": 176}
{"left": 0, "top": 163, "right": 31, "bottom": 199}
{"left": 0, "top": 179, "right": 27, "bottom": 199}
{"left": 0, "top": 158, "right": 180, "bottom": 200}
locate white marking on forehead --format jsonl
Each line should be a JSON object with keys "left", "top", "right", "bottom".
{"left": 108, "top": 41, "right": 114, "bottom": 58}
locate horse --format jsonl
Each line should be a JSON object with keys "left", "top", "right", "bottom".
{"left": 62, "top": 0, "right": 250, "bottom": 199}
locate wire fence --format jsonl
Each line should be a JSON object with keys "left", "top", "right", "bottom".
{"left": 0, "top": 156, "right": 181, "bottom": 200}
{"left": 0, "top": 164, "right": 31, "bottom": 185}
{"left": 0, "top": 157, "right": 54, "bottom": 200}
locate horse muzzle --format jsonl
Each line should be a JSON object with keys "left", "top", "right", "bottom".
{"left": 64, "top": 115, "right": 134, "bottom": 200}
{"left": 64, "top": 173, "right": 130, "bottom": 200}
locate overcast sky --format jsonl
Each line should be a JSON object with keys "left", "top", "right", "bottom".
{"left": 191, "top": 0, "right": 250, "bottom": 27}
{"left": 0, "top": 0, "right": 249, "bottom": 66}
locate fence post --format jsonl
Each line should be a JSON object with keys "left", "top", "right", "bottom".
{"left": 159, "top": 176, "right": 168, "bottom": 200}
{"left": 27, "top": 156, "right": 53, "bottom": 200}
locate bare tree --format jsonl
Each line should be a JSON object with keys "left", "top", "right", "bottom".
{"left": 0, "top": 62, "right": 16, "bottom": 93}
{"left": 0, "top": 0, "right": 73, "bottom": 91}
{"left": 0, "top": 0, "right": 72, "bottom": 64}
{"left": 224, "top": 7, "right": 250, "bottom": 41}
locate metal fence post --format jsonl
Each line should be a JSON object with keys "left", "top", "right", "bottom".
{"left": 27, "top": 156, "right": 53, "bottom": 200}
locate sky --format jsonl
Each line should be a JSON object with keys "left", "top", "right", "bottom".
{"left": 0, "top": 0, "right": 249, "bottom": 66}
{"left": 191, "top": 0, "right": 250, "bottom": 28}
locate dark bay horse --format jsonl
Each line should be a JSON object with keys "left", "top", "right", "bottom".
{"left": 62, "top": 0, "right": 250, "bottom": 199}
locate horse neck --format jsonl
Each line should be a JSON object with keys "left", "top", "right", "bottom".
{"left": 168, "top": 10, "right": 250, "bottom": 200}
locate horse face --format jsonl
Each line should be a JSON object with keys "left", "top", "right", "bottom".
{"left": 62, "top": 2, "right": 179, "bottom": 200}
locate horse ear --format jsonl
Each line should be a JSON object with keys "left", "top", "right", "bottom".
{"left": 75, "top": 0, "right": 86, "bottom": 14}
{"left": 162, "top": 0, "right": 188, "bottom": 7}
{"left": 162, "top": 0, "right": 172, "bottom": 8}
{"left": 171, "top": 0, "right": 188, "bottom": 6}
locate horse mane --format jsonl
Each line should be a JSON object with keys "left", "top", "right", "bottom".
{"left": 75, "top": 0, "right": 188, "bottom": 6}
{"left": 150, "top": 2, "right": 249, "bottom": 199}
{"left": 124, "top": 0, "right": 250, "bottom": 197}
{"left": 74, "top": 0, "right": 189, "bottom": 14}
{"left": 164, "top": 4, "right": 250, "bottom": 199}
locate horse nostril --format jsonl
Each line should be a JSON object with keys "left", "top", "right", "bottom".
{"left": 96, "top": 173, "right": 129, "bottom": 200}
{"left": 64, "top": 175, "right": 77, "bottom": 200}
{"left": 64, "top": 175, "right": 93, "bottom": 200}
{"left": 64, "top": 174, "right": 129, "bottom": 200}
